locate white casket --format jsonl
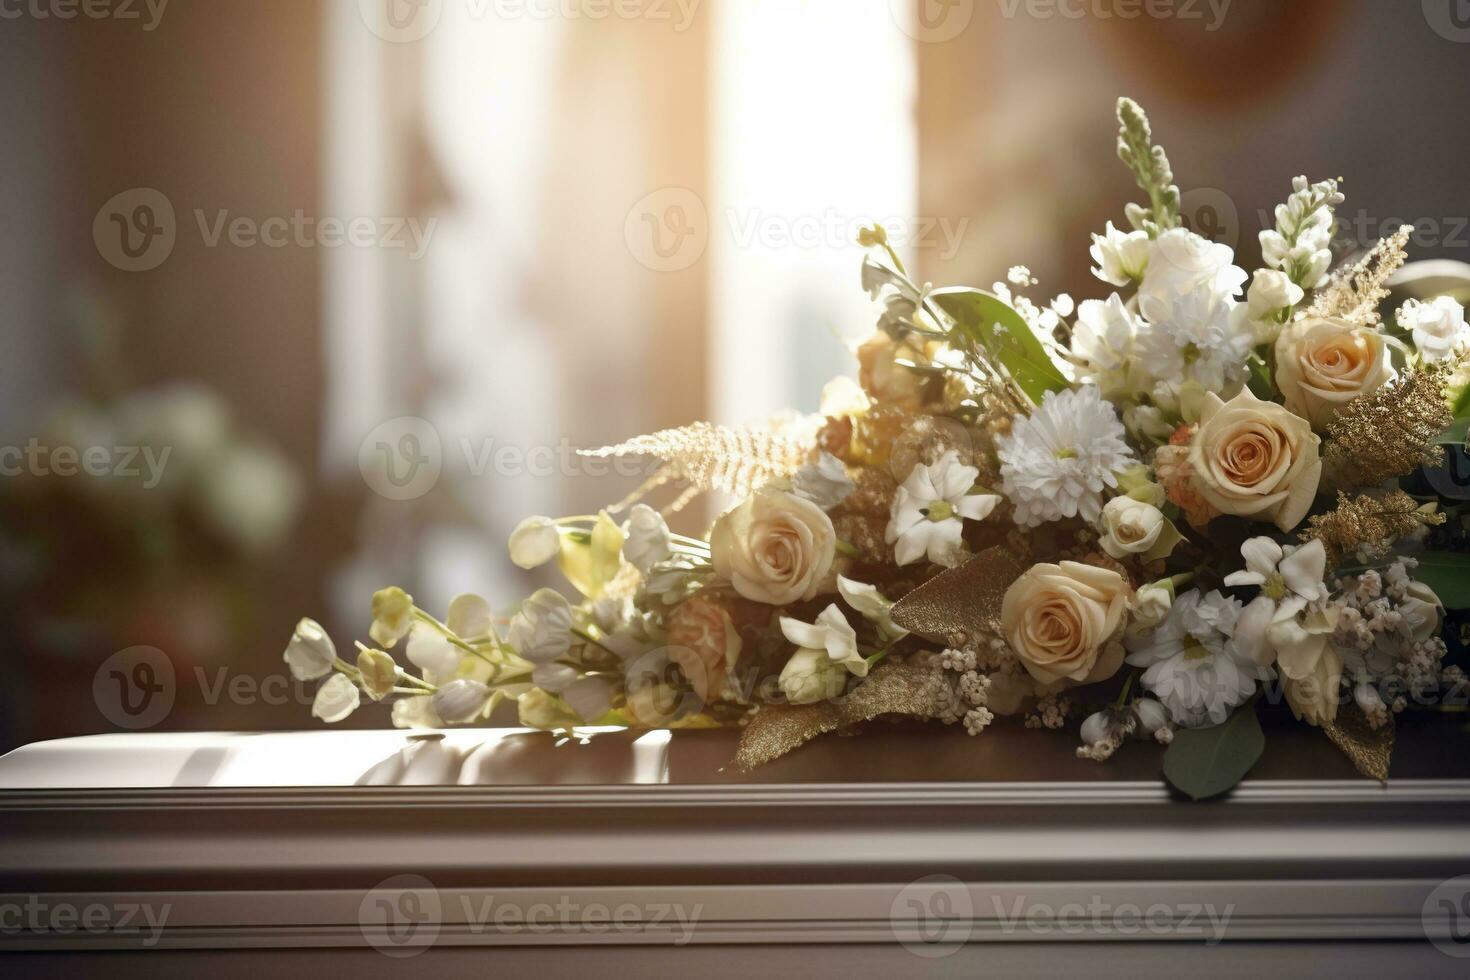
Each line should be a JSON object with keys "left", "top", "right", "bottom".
{"left": 1, "top": 719, "right": 1469, "bottom": 977}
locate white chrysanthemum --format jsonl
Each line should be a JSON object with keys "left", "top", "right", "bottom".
{"left": 1125, "top": 589, "right": 1265, "bottom": 728}
{"left": 996, "top": 386, "right": 1134, "bottom": 528}
{"left": 1136, "top": 282, "right": 1254, "bottom": 403}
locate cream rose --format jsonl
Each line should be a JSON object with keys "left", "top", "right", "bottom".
{"left": 1274, "top": 315, "right": 1395, "bottom": 429}
{"left": 711, "top": 489, "right": 836, "bottom": 605}
{"left": 1000, "top": 561, "right": 1130, "bottom": 687}
{"left": 1188, "top": 388, "right": 1322, "bottom": 532}
{"left": 1098, "top": 495, "right": 1174, "bottom": 560}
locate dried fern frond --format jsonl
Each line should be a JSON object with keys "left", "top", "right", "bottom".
{"left": 1320, "top": 359, "right": 1454, "bottom": 489}
{"left": 1307, "top": 224, "right": 1411, "bottom": 326}
{"left": 1299, "top": 490, "right": 1445, "bottom": 567}
{"left": 581, "top": 420, "right": 814, "bottom": 513}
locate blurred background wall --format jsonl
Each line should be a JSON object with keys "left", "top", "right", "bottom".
{"left": 3, "top": 0, "right": 1469, "bottom": 752}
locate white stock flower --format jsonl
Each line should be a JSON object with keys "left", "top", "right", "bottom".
{"left": 997, "top": 386, "right": 1135, "bottom": 528}
{"left": 1071, "top": 294, "right": 1142, "bottom": 398}
{"left": 284, "top": 617, "right": 336, "bottom": 681}
{"left": 433, "top": 679, "right": 493, "bottom": 723}
{"left": 780, "top": 604, "right": 868, "bottom": 677}
{"left": 311, "top": 673, "right": 360, "bottom": 724}
{"left": 791, "top": 452, "right": 855, "bottom": 510}
{"left": 886, "top": 450, "right": 1002, "bottom": 565}
{"left": 837, "top": 575, "right": 909, "bottom": 642}
{"left": 1125, "top": 589, "right": 1263, "bottom": 728}
{"left": 622, "top": 504, "right": 672, "bottom": 574}
{"left": 508, "top": 516, "right": 562, "bottom": 569}
{"left": 506, "top": 588, "right": 574, "bottom": 663}
{"left": 1398, "top": 296, "right": 1469, "bottom": 363}
{"left": 1089, "top": 221, "right": 1151, "bottom": 286}
{"left": 1226, "top": 538, "right": 1335, "bottom": 679}
{"left": 1245, "top": 269, "right": 1304, "bottom": 344}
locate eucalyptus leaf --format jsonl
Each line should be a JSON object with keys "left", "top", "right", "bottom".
{"left": 1162, "top": 703, "right": 1264, "bottom": 801}
{"left": 929, "top": 288, "right": 1070, "bottom": 405}
{"left": 1411, "top": 551, "right": 1470, "bottom": 609}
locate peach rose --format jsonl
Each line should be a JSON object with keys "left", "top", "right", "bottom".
{"left": 1274, "top": 315, "right": 1394, "bottom": 429}
{"left": 711, "top": 490, "right": 836, "bottom": 605}
{"left": 1188, "top": 388, "right": 1321, "bottom": 532}
{"left": 666, "top": 595, "right": 742, "bottom": 704}
{"left": 857, "top": 333, "right": 932, "bottom": 410}
{"left": 1000, "top": 561, "right": 1130, "bottom": 686}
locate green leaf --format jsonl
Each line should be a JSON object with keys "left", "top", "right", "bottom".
{"left": 929, "top": 288, "right": 1070, "bottom": 405}
{"left": 1246, "top": 349, "right": 1275, "bottom": 401}
{"left": 1412, "top": 551, "right": 1470, "bottom": 609}
{"left": 1434, "top": 417, "right": 1469, "bottom": 447}
{"left": 1162, "top": 703, "right": 1265, "bottom": 801}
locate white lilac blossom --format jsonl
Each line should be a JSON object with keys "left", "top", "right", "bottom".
{"left": 837, "top": 575, "right": 909, "bottom": 642}
{"left": 1089, "top": 221, "right": 1151, "bottom": 286}
{"left": 1070, "top": 293, "right": 1141, "bottom": 399}
{"left": 886, "top": 450, "right": 1002, "bottom": 565}
{"left": 508, "top": 516, "right": 562, "bottom": 569}
{"left": 780, "top": 604, "right": 868, "bottom": 677}
{"left": 622, "top": 504, "right": 672, "bottom": 574}
{"left": 997, "top": 386, "right": 1135, "bottom": 528}
{"left": 791, "top": 451, "right": 855, "bottom": 510}
{"left": 284, "top": 617, "right": 337, "bottom": 681}
{"left": 1225, "top": 538, "right": 1333, "bottom": 679}
{"left": 506, "top": 588, "right": 574, "bottom": 663}
{"left": 1125, "top": 589, "right": 1265, "bottom": 728}
{"left": 311, "top": 673, "right": 360, "bottom": 724}
{"left": 1397, "top": 296, "right": 1469, "bottom": 363}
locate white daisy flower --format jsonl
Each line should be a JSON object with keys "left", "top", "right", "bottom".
{"left": 996, "top": 386, "right": 1135, "bottom": 528}
{"left": 885, "top": 451, "right": 1003, "bottom": 566}
{"left": 1125, "top": 589, "right": 1266, "bottom": 728}
{"left": 1135, "top": 281, "right": 1254, "bottom": 400}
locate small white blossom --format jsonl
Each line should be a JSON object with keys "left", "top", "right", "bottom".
{"left": 508, "top": 516, "right": 562, "bottom": 570}
{"left": 1070, "top": 294, "right": 1142, "bottom": 398}
{"left": 284, "top": 617, "right": 336, "bottom": 681}
{"left": 1398, "top": 296, "right": 1469, "bottom": 363}
{"left": 506, "top": 588, "right": 574, "bottom": 663}
{"left": 1226, "top": 538, "right": 1333, "bottom": 678}
{"left": 837, "top": 575, "right": 909, "bottom": 642}
{"left": 780, "top": 604, "right": 868, "bottom": 677}
{"left": 886, "top": 451, "right": 1001, "bottom": 565}
{"left": 1125, "top": 589, "right": 1264, "bottom": 728}
{"left": 622, "top": 504, "right": 672, "bottom": 574}
{"left": 432, "top": 679, "right": 492, "bottom": 723}
{"left": 311, "top": 673, "right": 360, "bottom": 724}
{"left": 1089, "top": 221, "right": 1151, "bottom": 286}
{"left": 791, "top": 452, "right": 855, "bottom": 510}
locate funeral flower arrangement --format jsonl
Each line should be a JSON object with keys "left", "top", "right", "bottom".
{"left": 285, "top": 99, "right": 1470, "bottom": 798}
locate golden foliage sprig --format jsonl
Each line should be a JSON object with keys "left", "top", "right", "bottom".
{"left": 1306, "top": 224, "right": 1411, "bottom": 326}
{"left": 1319, "top": 359, "right": 1454, "bottom": 489}
{"left": 1299, "top": 490, "right": 1445, "bottom": 567}
{"left": 581, "top": 420, "right": 814, "bottom": 513}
